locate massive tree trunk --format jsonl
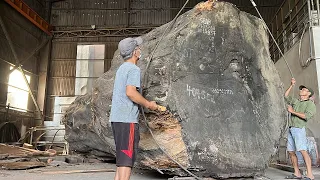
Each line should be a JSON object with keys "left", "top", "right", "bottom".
{"left": 63, "top": 1, "right": 286, "bottom": 178}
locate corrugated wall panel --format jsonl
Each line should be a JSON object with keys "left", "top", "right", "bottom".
{"left": 51, "top": 61, "right": 76, "bottom": 77}
{"left": 129, "top": 10, "right": 172, "bottom": 26}
{"left": 105, "top": 43, "right": 118, "bottom": 71}
{"left": 23, "top": 0, "right": 46, "bottom": 18}
{"left": 51, "top": 43, "right": 77, "bottom": 59}
{"left": 49, "top": 42, "right": 77, "bottom": 96}
{"left": 49, "top": 37, "right": 124, "bottom": 97}
{"left": 52, "top": 10, "right": 128, "bottom": 27}
{"left": 49, "top": 78, "right": 75, "bottom": 96}
{"left": 130, "top": 0, "right": 170, "bottom": 8}
{"left": 51, "top": 0, "right": 178, "bottom": 28}
{"left": 52, "top": 0, "right": 128, "bottom": 9}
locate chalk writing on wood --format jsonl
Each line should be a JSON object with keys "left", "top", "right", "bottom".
{"left": 186, "top": 84, "right": 234, "bottom": 103}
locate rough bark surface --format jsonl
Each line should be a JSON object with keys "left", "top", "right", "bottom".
{"left": 63, "top": 1, "right": 286, "bottom": 178}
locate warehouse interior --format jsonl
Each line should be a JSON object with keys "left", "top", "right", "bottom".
{"left": 1, "top": 0, "right": 320, "bottom": 179}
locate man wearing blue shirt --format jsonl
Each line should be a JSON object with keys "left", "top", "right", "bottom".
{"left": 110, "top": 37, "right": 158, "bottom": 180}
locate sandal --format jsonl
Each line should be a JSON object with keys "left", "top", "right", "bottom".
{"left": 285, "top": 174, "right": 302, "bottom": 179}
{"left": 303, "top": 177, "right": 314, "bottom": 180}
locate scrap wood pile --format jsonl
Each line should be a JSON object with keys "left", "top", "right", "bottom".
{"left": 0, "top": 143, "right": 56, "bottom": 170}
{"left": 0, "top": 143, "right": 56, "bottom": 159}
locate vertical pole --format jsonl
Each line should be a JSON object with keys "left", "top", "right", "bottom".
{"left": 127, "top": 0, "right": 131, "bottom": 27}
{"left": 30, "top": 127, "right": 34, "bottom": 144}
{"left": 308, "top": 0, "right": 312, "bottom": 25}
{"left": 316, "top": 0, "right": 320, "bottom": 25}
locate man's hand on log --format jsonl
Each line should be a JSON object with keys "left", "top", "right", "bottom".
{"left": 147, "top": 101, "right": 158, "bottom": 111}
{"left": 157, "top": 105, "right": 167, "bottom": 112}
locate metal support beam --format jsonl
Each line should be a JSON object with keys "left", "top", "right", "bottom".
{"left": 52, "top": 27, "right": 156, "bottom": 38}
{"left": 0, "top": 57, "right": 38, "bottom": 76}
{"left": 8, "top": 39, "right": 49, "bottom": 74}
{"left": 4, "top": 0, "right": 53, "bottom": 35}
{"left": 0, "top": 81, "right": 37, "bottom": 93}
{"left": 0, "top": 14, "right": 42, "bottom": 119}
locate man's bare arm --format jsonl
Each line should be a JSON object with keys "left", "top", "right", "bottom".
{"left": 285, "top": 78, "right": 296, "bottom": 97}
{"left": 288, "top": 105, "right": 306, "bottom": 120}
{"left": 126, "top": 85, "right": 157, "bottom": 110}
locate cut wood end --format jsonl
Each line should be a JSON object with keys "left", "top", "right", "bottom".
{"left": 157, "top": 105, "right": 167, "bottom": 112}
{"left": 196, "top": 0, "right": 217, "bottom": 11}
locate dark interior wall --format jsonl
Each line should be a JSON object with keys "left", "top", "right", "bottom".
{"left": 23, "top": 0, "right": 47, "bottom": 19}
{"left": 0, "top": 0, "right": 46, "bottom": 135}
{"left": 0, "top": 1, "right": 44, "bottom": 111}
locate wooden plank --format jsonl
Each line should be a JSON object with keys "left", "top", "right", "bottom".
{"left": 41, "top": 169, "right": 116, "bottom": 175}
{"left": 0, "top": 162, "right": 46, "bottom": 170}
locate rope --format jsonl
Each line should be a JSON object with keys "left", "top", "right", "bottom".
{"left": 298, "top": 21, "right": 315, "bottom": 68}
{"left": 140, "top": 0, "right": 202, "bottom": 179}
{"left": 299, "top": 23, "right": 309, "bottom": 68}
{"left": 249, "top": 0, "right": 294, "bottom": 79}
{"left": 143, "top": 0, "right": 190, "bottom": 86}
{"left": 249, "top": 0, "right": 298, "bottom": 165}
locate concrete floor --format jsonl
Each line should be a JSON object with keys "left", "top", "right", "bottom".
{"left": 1, "top": 162, "right": 320, "bottom": 180}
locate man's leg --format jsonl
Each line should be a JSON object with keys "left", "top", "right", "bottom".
{"left": 117, "top": 166, "right": 132, "bottom": 180}
{"left": 300, "top": 150, "right": 314, "bottom": 179}
{"left": 287, "top": 128, "right": 302, "bottom": 178}
{"left": 288, "top": 151, "right": 302, "bottom": 177}
{"left": 114, "top": 167, "right": 120, "bottom": 180}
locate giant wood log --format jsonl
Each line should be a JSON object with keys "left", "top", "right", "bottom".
{"left": 63, "top": 1, "right": 286, "bottom": 178}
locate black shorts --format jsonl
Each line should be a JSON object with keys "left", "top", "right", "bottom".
{"left": 111, "top": 122, "right": 140, "bottom": 167}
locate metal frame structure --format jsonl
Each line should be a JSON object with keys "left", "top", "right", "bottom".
{"left": 269, "top": 0, "right": 320, "bottom": 62}
{"left": 52, "top": 27, "right": 156, "bottom": 38}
